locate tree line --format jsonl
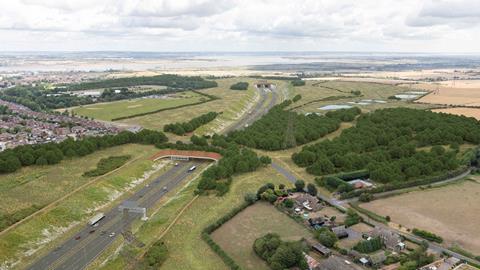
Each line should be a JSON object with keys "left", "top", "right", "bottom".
{"left": 163, "top": 112, "right": 220, "bottom": 135}
{"left": 226, "top": 99, "right": 360, "bottom": 150}
{"left": 0, "top": 129, "right": 167, "bottom": 174}
{"left": 293, "top": 108, "right": 480, "bottom": 183}
{"left": 65, "top": 74, "right": 218, "bottom": 91}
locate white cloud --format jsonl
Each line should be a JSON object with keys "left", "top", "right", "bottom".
{"left": 0, "top": 0, "right": 479, "bottom": 52}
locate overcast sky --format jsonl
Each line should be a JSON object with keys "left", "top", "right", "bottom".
{"left": 0, "top": 0, "right": 479, "bottom": 52}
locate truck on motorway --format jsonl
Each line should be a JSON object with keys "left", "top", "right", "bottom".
{"left": 188, "top": 165, "right": 197, "bottom": 172}
{"left": 88, "top": 213, "right": 105, "bottom": 226}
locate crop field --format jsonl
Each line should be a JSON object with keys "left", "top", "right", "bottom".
{"left": 361, "top": 177, "right": 480, "bottom": 254}
{"left": 289, "top": 80, "right": 432, "bottom": 114}
{"left": 99, "top": 166, "right": 292, "bottom": 270}
{"left": 432, "top": 107, "right": 480, "bottom": 120}
{"left": 0, "top": 144, "right": 164, "bottom": 269}
{"left": 415, "top": 83, "right": 480, "bottom": 106}
{"left": 211, "top": 202, "right": 313, "bottom": 270}
{"left": 72, "top": 91, "right": 204, "bottom": 121}
{"left": 118, "top": 78, "right": 259, "bottom": 135}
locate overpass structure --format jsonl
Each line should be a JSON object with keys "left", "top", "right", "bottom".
{"left": 149, "top": 149, "right": 222, "bottom": 162}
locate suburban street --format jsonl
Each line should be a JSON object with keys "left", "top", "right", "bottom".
{"left": 28, "top": 160, "right": 204, "bottom": 270}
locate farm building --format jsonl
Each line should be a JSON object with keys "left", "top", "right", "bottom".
{"left": 366, "top": 227, "right": 404, "bottom": 251}
{"left": 312, "top": 243, "right": 332, "bottom": 257}
{"left": 332, "top": 225, "right": 349, "bottom": 239}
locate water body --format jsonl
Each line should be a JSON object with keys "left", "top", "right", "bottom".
{"left": 319, "top": 105, "right": 353, "bottom": 110}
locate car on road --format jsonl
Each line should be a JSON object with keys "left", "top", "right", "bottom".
{"left": 163, "top": 186, "right": 168, "bottom": 191}
{"left": 188, "top": 165, "right": 196, "bottom": 172}
{"left": 109, "top": 232, "right": 115, "bottom": 237}
{"left": 75, "top": 236, "right": 81, "bottom": 240}
{"left": 174, "top": 162, "right": 179, "bottom": 166}
{"left": 89, "top": 230, "right": 95, "bottom": 234}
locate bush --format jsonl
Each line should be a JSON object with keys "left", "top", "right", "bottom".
{"left": 344, "top": 209, "right": 361, "bottom": 227}
{"left": 83, "top": 155, "right": 131, "bottom": 177}
{"left": 164, "top": 111, "right": 220, "bottom": 135}
{"left": 283, "top": 198, "right": 294, "bottom": 208}
{"left": 143, "top": 241, "right": 168, "bottom": 269}
{"left": 291, "top": 80, "right": 306, "bottom": 86}
{"left": 254, "top": 233, "right": 308, "bottom": 270}
{"left": 244, "top": 193, "right": 258, "bottom": 205}
{"left": 307, "top": 183, "right": 318, "bottom": 196}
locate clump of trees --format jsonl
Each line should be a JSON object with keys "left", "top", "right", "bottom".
{"left": 230, "top": 82, "right": 249, "bottom": 90}
{"left": 293, "top": 108, "right": 480, "bottom": 183}
{"left": 325, "top": 107, "right": 361, "bottom": 122}
{"left": 291, "top": 80, "right": 306, "bottom": 86}
{"left": 256, "top": 183, "right": 288, "bottom": 204}
{"left": 315, "top": 228, "right": 338, "bottom": 248}
{"left": 0, "top": 129, "right": 167, "bottom": 174}
{"left": 253, "top": 233, "right": 308, "bottom": 270}
{"left": 353, "top": 236, "right": 383, "bottom": 253}
{"left": 142, "top": 240, "right": 168, "bottom": 269}
{"left": 164, "top": 112, "right": 220, "bottom": 135}
{"left": 398, "top": 245, "right": 434, "bottom": 270}
{"left": 196, "top": 145, "right": 271, "bottom": 195}
{"left": 345, "top": 209, "right": 361, "bottom": 227}
{"left": 83, "top": 155, "right": 131, "bottom": 177}
{"left": 227, "top": 101, "right": 359, "bottom": 150}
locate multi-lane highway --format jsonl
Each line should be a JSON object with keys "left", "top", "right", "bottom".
{"left": 223, "top": 85, "right": 279, "bottom": 134}
{"left": 28, "top": 160, "right": 204, "bottom": 270}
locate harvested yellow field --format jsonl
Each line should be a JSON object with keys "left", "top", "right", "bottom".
{"left": 433, "top": 107, "right": 480, "bottom": 120}
{"left": 362, "top": 179, "right": 480, "bottom": 254}
{"left": 415, "top": 84, "right": 480, "bottom": 106}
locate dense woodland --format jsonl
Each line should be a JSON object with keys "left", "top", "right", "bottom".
{"left": 66, "top": 74, "right": 218, "bottom": 91}
{"left": 163, "top": 111, "right": 220, "bottom": 135}
{"left": 293, "top": 108, "right": 480, "bottom": 183}
{"left": 0, "top": 129, "right": 167, "bottom": 174}
{"left": 253, "top": 233, "right": 308, "bottom": 270}
{"left": 226, "top": 100, "right": 360, "bottom": 150}
{"left": 196, "top": 137, "right": 271, "bottom": 194}
{"left": 229, "top": 82, "right": 249, "bottom": 90}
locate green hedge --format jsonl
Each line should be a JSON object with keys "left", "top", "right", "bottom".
{"left": 412, "top": 228, "right": 443, "bottom": 243}
{"left": 83, "top": 155, "right": 131, "bottom": 177}
{"left": 340, "top": 166, "right": 469, "bottom": 199}
{"left": 111, "top": 90, "right": 219, "bottom": 121}
{"left": 201, "top": 202, "right": 250, "bottom": 269}
{"left": 349, "top": 203, "right": 388, "bottom": 224}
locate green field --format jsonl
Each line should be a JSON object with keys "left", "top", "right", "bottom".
{"left": 99, "top": 165, "right": 292, "bottom": 270}
{"left": 0, "top": 144, "right": 164, "bottom": 269}
{"left": 72, "top": 91, "right": 205, "bottom": 121}
{"left": 211, "top": 202, "right": 314, "bottom": 270}
{"left": 118, "top": 78, "right": 258, "bottom": 135}
{"left": 290, "top": 80, "right": 433, "bottom": 114}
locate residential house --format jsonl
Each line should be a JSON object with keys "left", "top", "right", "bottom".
{"left": 367, "top": 227, "right": 404, "bottom": 251}
{"left": 312, "top": 243, "right": 331, "bottom": 257}
{"left": 332, "top": 225, "right": 349, "bottom": 239}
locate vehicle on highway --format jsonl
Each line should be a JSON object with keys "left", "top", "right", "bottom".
{"left": 89, "top": 230, "right": 95, "bottom": 234}
{"left": 109, "top": 232, "right": 115, "bottom": 237}
{"left": 88, "top": 213, "right": 105, "bottom": 226}
{"left": 75, "top": 236, "right": 81, "bottom": 240}
{"left": 163, "top": 186, "right": 168, "bottom": 191}
{"left": 188, "top": 165, "right": 196, "bottom": 172}
{"left": 174, "top": 162, "right": 179, "bottom": 166}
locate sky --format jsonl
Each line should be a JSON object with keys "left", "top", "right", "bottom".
{"left": 0, "top": 0, "right": 479, "bottom": 53}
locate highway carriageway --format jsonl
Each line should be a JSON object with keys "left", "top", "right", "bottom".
{"left": 28, "top": 160, "right": 205, "bottom": 270}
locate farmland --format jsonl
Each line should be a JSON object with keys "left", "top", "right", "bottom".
{"left": 99, "top": 166, "right": 291, "bottom": 270}
{"left": 361, "top": 177, "right": 480, "bottom": 254}
{"left": 415, "top": 83, "right": 480, "bottom": 107}
{"left": 211, "top": 202, "right": 314, "bottom": 270}
{"left": 433, "top": 107, "right": 480, "bottom": 120}
{"left": 288, "top": 80, "right": 433, "bottom": 114}
{"left": 118, "top": 78, "right": 259, "bottom": 134}
{"left": 71, "top": 91, "right": 205, "bottom": 121}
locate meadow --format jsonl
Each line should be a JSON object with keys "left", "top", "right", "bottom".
{"left": 289, "top": 80, "right": 433, "bottom": 114}
{"left": 118, "top": 78, "right": 259, "bottom": 135}
{"left": 211, "top": 202, "right": 313, "bottom": 270}
{"left": 361, "top": 177, "right": 480, "bottom": 254}
{"left": 72, "top": 91, "right": 204, "bottom": 121}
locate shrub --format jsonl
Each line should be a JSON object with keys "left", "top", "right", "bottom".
{"left": 83, "top": 155, "right": 131, "bottom": 177}
{"left": 412, "top": 228, "right": 443, "bottom": 243}
{"left": 230, "top": 82, "right": 249, "bottom": 90}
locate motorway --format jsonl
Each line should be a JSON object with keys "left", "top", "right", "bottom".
{"left": 28, "top": 84, "right": 282, "bottom": 270}
{"left": 222, "top": 85, "right": 278, "bottom": 134}
{"left": 28, "top": 160, "right": 204, "bottom": 270}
